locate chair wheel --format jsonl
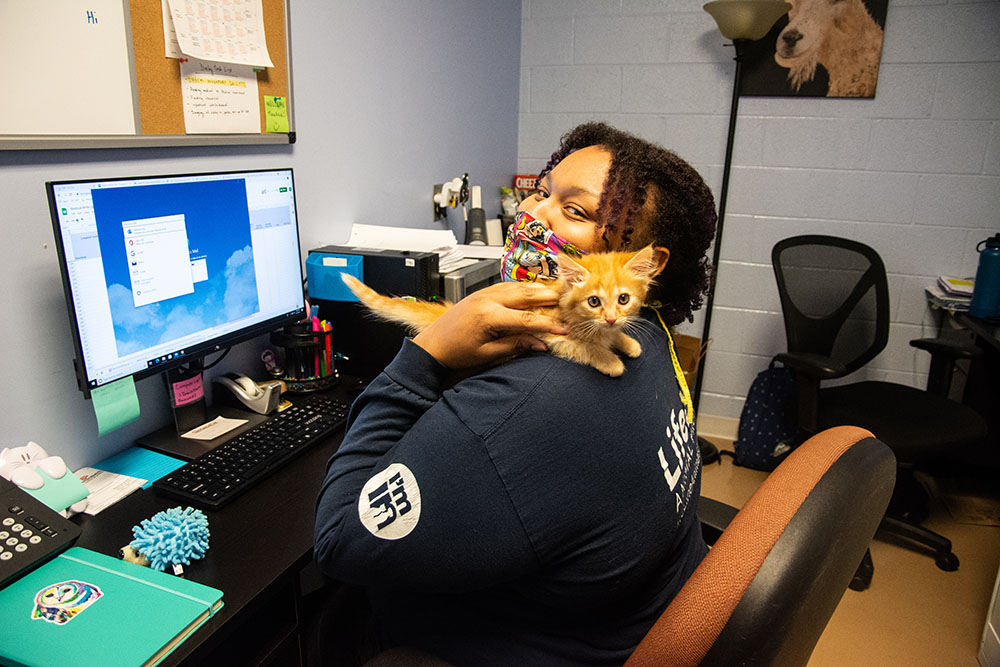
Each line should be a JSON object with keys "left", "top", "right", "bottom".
{"left": 849, "top": 574, "right": 870, "bottom": 592}
{"left": 935, "top": 552, "right": 959, "bottom": 571}
{"left": 699, "top": 437, "right": 720, "bottom": 465}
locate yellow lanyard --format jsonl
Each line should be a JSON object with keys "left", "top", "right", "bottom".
{"left": 647, "top": 303, "right": 694, "bottom": 424}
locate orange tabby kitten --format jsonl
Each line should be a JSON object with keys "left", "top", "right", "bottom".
{"left": 341, "top": 245, "right": 669, "bottom": 377}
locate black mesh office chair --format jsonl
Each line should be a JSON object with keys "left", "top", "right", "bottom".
{"left": 771, "top": 235, "right": 987, "bottom": 589}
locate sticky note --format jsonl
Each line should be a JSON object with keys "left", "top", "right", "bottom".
{"left": 91, "top": 376, "right": 141, "bottom": 436}
{"left": 171, "top": 374, "right": 204, "bottom": 406}
{"left": 264, "top": 95, "right": 289, "bottom": 133}
{"left": 93, "top": 447, "right": 185, "bottom": 489}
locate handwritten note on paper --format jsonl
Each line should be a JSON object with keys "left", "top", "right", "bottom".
{"left": 264, "top": 96, "right": 288, "bottom": 133}
{"left": 91, "top": 377, "right": 141, "bottom": 436}
{"left": 180, "top": 58, "right": 261, "bottom": 133}
{"left": 181, "top": 416, "right": 247, "bottom": 441}
{"left": 166, "top": 0, "right": 273, "bottom": 68}
{"left": 171, "top": 374, "right": 205, "bottom": 406}
{"left": 2, "top": 0, "right": 136, "bottom": 135}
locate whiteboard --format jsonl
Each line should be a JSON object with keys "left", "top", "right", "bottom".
{"left": 0, "top": 0, "right": 137, "bottom": 135}
{"left": 0, "top": 0, "right": 293, "bottom": 149}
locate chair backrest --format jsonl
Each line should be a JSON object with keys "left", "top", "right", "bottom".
{"left": 772, "top": 235, "right": 890, "bottom": 377}
{"left": 626, "top": 426, "right": 895, "bottom": 667}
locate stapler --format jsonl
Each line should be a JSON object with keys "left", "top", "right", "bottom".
{"left": 213, "top": 373, "right": 281, "bottom": 415}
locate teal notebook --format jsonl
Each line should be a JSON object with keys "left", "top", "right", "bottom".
{"left": 0, "top": 547, "right": 223, "bottom": 667}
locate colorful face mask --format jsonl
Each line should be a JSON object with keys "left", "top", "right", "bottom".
{"left": 500, "top": 211, "right": 585, "bottom": 282}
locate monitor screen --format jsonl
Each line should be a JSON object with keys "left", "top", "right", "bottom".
{"left": 48, "top": 168, "right": 305, "bottom": 396}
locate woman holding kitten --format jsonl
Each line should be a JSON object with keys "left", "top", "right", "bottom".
{"left": 314, "top": 122, "right": 717, "bottom": 666}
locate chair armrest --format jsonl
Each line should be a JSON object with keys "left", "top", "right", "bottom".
{"left": 910, "top": 337, "right": 982, "bottom": 360}
{"left": 774, "top": 352, "right": 846, "bottom": 433}
{"left": 774, "top": 352, "right": 846, "bottom": 380}
{"left": 910, "top": 336, "right": 982, "bottom": 396}
{"left": 699, "top": 496, "right": 738, "bottom": 546}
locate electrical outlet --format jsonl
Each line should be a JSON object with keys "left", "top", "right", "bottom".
{"left": 433, "top": 184, "right": 444, "bottom": 221}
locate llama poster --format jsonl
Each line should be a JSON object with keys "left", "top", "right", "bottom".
{"left": 739, "top": 0, "right": 888, "bottom": 98}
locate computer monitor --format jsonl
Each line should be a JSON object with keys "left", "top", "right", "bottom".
{"left": 47, "top": 168, "right": 305, "bottom": 398}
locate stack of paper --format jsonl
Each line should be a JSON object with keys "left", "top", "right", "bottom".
{"left": 74, "top": 468, "right": 145, "bottom": 515}
{"left": 344, "top": 224, "right": 475, "bottom": 272}
{"left": 927, "top": 276, "right": 974, "bottom": 312}
{"left": 937, "top": 276, "right": 974, "bottom": 297}
{"left": 926, "top": 285, "right": 971, "bottom": 312}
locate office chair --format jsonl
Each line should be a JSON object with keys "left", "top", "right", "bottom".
{"left": 339, "top": 427, "right": 891, "bottom": 667}
{"left": 627, "top": 425, "right": 894, "bottom": 667}
{"left": 770, "top": 235, "right": 987, "bottom": 588}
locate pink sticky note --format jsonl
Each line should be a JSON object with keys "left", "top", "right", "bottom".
{"left": 172, "top": 374, "right": 205, "bottom": 406}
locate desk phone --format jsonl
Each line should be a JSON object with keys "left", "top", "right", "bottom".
{"left": 0, "top": 477, "right": 81, "bottom": 589}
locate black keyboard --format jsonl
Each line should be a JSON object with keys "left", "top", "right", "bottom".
{"left": 153, "top": 393, "right": 351, "bottom": 510}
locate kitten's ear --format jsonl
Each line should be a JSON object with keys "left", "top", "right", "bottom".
{"left": 556, "top": 252, "right": 589, "bottom": 285}
{"left": 625, "top": 245, "right": 670, "bottom": 278}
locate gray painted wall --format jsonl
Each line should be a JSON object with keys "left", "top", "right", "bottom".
{"left": 0, "top": 1, "right": 521, "bottom": 471}
{"left": 517, "top": 0, "right": 1000, "bottom": 423}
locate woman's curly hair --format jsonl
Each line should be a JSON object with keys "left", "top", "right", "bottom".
{"left": 537, "top": 122, "right": 717, "bottom": 326}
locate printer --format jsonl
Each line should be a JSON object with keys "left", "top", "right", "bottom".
{"left": 306, "top": 245, "right": 441, "bottom": 379}
{"left": 441, "top": 258, "right": 501, "bottom": 302}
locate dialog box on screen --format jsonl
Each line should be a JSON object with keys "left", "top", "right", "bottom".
{"left": 123, "top": 214, "right": 195, "bottom": 308}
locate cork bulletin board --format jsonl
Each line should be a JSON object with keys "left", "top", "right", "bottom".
{"left": 0, "top": 0, "right": 294, "bottom": 150}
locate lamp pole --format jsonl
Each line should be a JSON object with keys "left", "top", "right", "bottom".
{"left": 695, "top": 1, "right": 789, "bottom": 462}
{"left": 693, "top": 38, "right": 749, "bottom": 417}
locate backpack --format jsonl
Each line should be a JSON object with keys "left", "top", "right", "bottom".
{"left": 730, "top": 360, "right": 808, "bottom": 471}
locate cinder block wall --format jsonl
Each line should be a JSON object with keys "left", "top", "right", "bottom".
{"left": 517, "top": 0, "right": 1000, "bottom": 423}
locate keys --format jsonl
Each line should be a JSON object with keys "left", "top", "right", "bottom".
{"left": 153, "top": 394, "right": 350, "bottom": 510}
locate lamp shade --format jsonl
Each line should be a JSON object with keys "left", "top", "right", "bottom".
{"left": 704, "top": 0, "right": 791, "bottom": 41}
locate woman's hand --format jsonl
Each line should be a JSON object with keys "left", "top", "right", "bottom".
{"left": 413, "top": 281, "right": 568, "bottom": 370}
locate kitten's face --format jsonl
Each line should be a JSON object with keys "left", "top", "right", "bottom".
{"left": 556, "top": 246, "right": 668, "bottom": 332}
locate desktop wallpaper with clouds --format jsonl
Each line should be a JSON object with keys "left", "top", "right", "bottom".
{"left": 92, "top": 179, "right": 260, "bottom": 357}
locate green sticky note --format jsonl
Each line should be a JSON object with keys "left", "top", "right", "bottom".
{"left": 264, "top": 95, "right": 289, "bottom": 133}
{"left": 92, "top": 376, "right": 141, "bottom": 435}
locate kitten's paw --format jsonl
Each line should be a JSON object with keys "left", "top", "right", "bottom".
{"left": 597, "top": 358, "right": 625, "bottom": 377}
{"left": 618, "top": 335, "right": 642, "bottom": 358}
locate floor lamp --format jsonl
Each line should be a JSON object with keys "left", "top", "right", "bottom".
{"left": 695, "top": 0, "right": 790, "bottom": 463}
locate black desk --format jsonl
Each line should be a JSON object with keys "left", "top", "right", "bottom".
{"left": 949, "top": 312, "right": 1000, "bottom": 460}
{"left": 72, "top": 391, "right": 349, "bottom": 666}
{"left": 955, "top": 311, "right": 1000, "bottom": 351}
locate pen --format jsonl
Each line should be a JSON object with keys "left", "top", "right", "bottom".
{"left": 324, "top": 321, "right": 333, "bottom": 376}
{"left": 319, "top": 320, "right": 327, "bottom": 377}
{"left": 312, "top": 316, "right": 320, "bottom": 378}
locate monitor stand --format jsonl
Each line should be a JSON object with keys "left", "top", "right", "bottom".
{"left": 135, "top": 404, "right": 269, "bottom": 461}
{"left": 134, "top": 362, "right": 269, "bottom": 461}
{"left": 165, "top": 363, "right": 208, "bottom": 434}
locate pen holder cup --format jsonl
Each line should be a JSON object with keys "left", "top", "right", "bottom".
{"left": 270, "top": 324, "right": 338, "bottom": 393}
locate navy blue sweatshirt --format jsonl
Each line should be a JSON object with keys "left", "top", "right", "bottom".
{"left": 314, "top": 315, "right": 706, "bottom": 666}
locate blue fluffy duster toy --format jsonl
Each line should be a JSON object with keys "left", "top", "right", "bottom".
{"left": 127, "top": 506, "right": 210, "bottom": 575}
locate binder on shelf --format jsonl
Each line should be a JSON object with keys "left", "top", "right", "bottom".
{"left": 0, "top": 547, "right": 223, "bottom": 667}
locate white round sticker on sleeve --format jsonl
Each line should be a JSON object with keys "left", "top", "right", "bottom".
{"left": 358, "top": 463, "right": 421, "bottom": 540}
